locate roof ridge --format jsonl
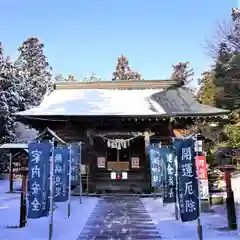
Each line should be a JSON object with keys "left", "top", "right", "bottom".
{"left": 54, "top": 80, "right": 179, "bottom": 90}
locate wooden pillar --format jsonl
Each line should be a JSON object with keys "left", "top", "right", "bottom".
{"left": 144, "top": 130, "right": 152, "bottom": 193}
{"left": 168, "top": 117, "right": 174, "bottom": 144}
{"left": 225, "top": 169, "right": 237, "bottom": 230}
{"left": 19, "top": 170, "right": 27, "bottom": 227}
{"left": 144, "top": 131, "right": 150, "bottom": 154}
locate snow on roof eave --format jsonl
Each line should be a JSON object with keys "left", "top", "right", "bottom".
{"left": 0, "top": 143, "right": 28, "bottom": 149}
{"left": 36, "top": 127, "right": 67, "bottom": 145}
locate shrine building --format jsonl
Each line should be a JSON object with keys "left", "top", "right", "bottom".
{"left": 15, "top": 80, "right": 228, "bottom": 193}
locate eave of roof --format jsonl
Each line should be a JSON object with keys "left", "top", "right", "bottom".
{"left": 0, "top": 143, "right": 28, "bottom": 149}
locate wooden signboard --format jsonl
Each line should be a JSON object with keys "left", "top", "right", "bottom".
{"left": 131, "top": 157, "right": 140, "bottom": 168}
{"left": 97, "top": 157, "right": 105, "bottom": 168}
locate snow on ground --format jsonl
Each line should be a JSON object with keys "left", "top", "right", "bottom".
{"left": 142, "top": 197, "right": 240, "bottom": 240}
{"left": 0, "top": 180, "right": 99, "bottom": 240}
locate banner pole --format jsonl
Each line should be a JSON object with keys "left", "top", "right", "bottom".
{"left": 195, "top": 136, "right": 203, "bottom": 240}
{"left": 67, "top": 145, "right": 72, "bottom": 218}
{"left": 48, "top": 138, "right": 55, "bottom": 240}
{"left": 9, "top": 153, "right": 13, "bottom": 192}
{"left": 175, "top": 153, "right": 179, "bottom": 220}
{"left": 79, "top": 141, "right": 82, "bottom": 204}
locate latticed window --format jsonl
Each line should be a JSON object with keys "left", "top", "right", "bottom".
{"left": 107, "top": 148, "right": 117, "bottom": 162}
{"left": 119, "top": 148, "right": 130, "bottom": 162}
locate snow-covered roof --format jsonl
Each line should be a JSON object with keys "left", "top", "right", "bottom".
{"left": 15, "top": 86, "right": 229, "bottom": 118}
{"left": 16, "top": 89, "right": 165, "bottom": 116}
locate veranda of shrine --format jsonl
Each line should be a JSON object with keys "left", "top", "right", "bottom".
{"left": 16, "top": 79, "right": 228, "bottom": 194}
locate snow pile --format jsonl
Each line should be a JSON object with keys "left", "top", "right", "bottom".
{"left": 0, "top": 179, "right": 99, "bottom": 240}
{"left": 142, "top": 197, "right": 240, "bottom": 240}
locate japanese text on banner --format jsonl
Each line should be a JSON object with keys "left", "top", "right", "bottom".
{"left": 174, "top": 138, "right": 199, "bottom": 222}
{"left": 28, "top": 142, "right": 52, "bottom": 219}
{"left": 196, "top": 155, "right": 209, "bottom": 199}
{"left": 70, "top": 143, "right": 80, "bottom": 184}
{"left": 163, "top": 148, "right": 176, "bottom": 204}
{"left": 54, "top": 147, "right": 69, "bottom": 202}
{"left": 148, "top": 145, "right": 163, "bottom": 188}
{"left": 196, "top": 155, "right": 208, "bottom": 180}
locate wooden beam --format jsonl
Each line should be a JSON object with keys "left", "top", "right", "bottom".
{"left": 55, "top": 80, "right": 178, "bottom": 90}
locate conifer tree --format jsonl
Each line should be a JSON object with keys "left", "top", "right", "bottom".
{"left": 170, "top": 62, "right": 194, "bottom": 86}
{"left": 112, "top": 55, "right": 142, "bottom": 81}
{"left": 16, "top": 37, "right": 53, "bottom": 107}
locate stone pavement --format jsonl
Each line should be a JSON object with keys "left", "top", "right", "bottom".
{"left": 77, "top": 196, "right": 161, "bottom": 240}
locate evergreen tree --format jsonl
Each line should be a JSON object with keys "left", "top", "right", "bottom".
{"left": 66, "top": 74, "right": 76, "bottom": 82}
{"left": 211, "top": 43, "right": 232, "bottom": 109}
{"left": 198, "top": 9, "right": 240, "bottom": 162}
{"left": 82, "top": 73, "right": 102, "bottom": 82}
{"left": 227, "top": 8, "right": 240, "bottom": 52}
{"left": 0, "top": 38, "right": 53, "bottom": 173}
{"left": 0, "top": 42, "right": 25, "bottom": 143}
{"left": 197, "top": 71, "right": 217, "bottom": 106}
{"left": 112, "top": 55, "right": 142, "bottom": 81}
{"left": 54, "top": 73, "right": 65, "bottom": 82}
{"left": 16, "top": 37, "right": 53, "bottom": 107}
{"left": 170, "top": 61, "right": 194, "bottom": 86}
{"left": 0, "top": 43, "right": 26, "bottom": 173}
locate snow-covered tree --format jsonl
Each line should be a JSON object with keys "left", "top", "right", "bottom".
{"left": 112, "top": 55, "right": 142, "bottom": 81}
{"left": 0, "top": 43, "right": 25, "bottom": 173}
{"left": 0, "top": 43, "right": 25, "bottom": 143}
{"left": 16, "top": 37, "right": 53, "bottom": 107}
{"left": 0, "top": 39, "right": 53, "bottom": 173}
{"left": 66, "top": 74, "right": 76, "bottom": 82}
{"left": 54, "top": 73, "right": 65, "bottom": 82}
{"left": 82, "top": 73, "right": 102, "bottom": 82}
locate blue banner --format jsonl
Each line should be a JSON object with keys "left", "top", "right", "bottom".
{"left": 162, "top": 147, "right": 177, "bottom": 204}
{"left": 174, "top": 138, "right": 199, "bottom": 222}
{"left": 28, "top": 142, "right": 52, "bottom": 219}
{"left": 54, "top": 147, "right": 69, "bottom": 202}
{"left": 70, "top": 143, "right": 80, "bottom": 185}
{"left": 148, "top": 145, "right": 163, "bottom": 187}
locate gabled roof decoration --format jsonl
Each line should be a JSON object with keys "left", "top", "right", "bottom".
{"left": 36, "top": 127, "right": 66, "bottom": 144}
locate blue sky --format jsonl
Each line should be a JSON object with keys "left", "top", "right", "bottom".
{"left": 0, "top": 0, "right": 237, "bottom": 82}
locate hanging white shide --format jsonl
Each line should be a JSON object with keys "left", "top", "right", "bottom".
{"left": 107, "top": 139, "right": 130, "bottom": 150}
